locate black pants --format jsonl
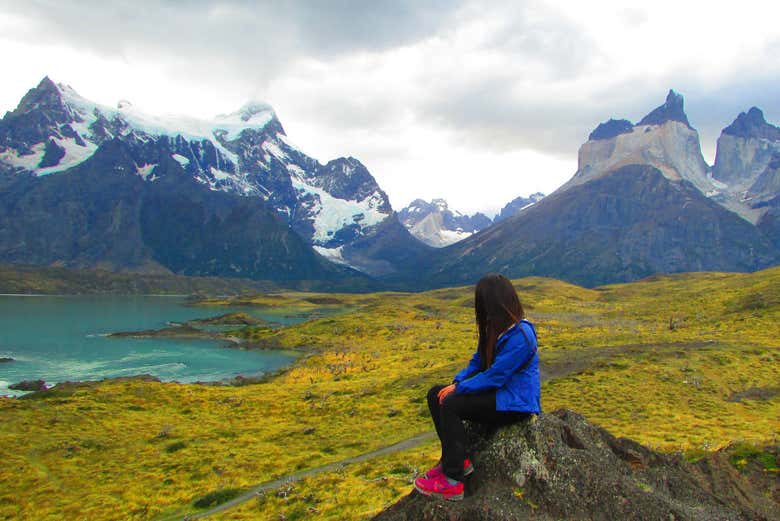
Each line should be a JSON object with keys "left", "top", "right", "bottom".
{"left": 426, "top": 384, "right": 528, "bottom": 481}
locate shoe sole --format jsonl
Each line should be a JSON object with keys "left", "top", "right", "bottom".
{"left": 414, "top": 482, "right": 464, "bottom": 501}
{"left": 423, "top": 464, "right": 474, "bottom": 480}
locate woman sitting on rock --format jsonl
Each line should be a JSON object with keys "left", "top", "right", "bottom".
{"left": 414, "top": 273, "right": 540, "bottom": 501}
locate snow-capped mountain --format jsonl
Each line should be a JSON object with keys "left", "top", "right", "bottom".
{"left": 397, "top": 198, "right": 492, "bottom": 247}
{"left": 493, "top": 192, "right": 545, "bottom": 223}
{"left": 0, "top": 77, "right": 427, "bottom": 278}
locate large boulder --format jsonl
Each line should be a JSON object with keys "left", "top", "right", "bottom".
{"left": 374, "top": 409, "right": 779, "bottom": 521}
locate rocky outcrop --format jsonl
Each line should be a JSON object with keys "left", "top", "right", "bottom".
{"left": 374, "top": 409, "right": 779, "bottom": 521}
{"left": 711, "top": 107, "right": 780, "bottom": 223}
{"left": 562, "top": 90, "right": 713, "bottom": 197}
{"left": 588, "top": 118, "right": 634, "bottom": 141}
{"left": 493, "top": 192, "right": 545, "bottom": 223}
{"left": 9, "top": 380, "right": 47, "bottom": 391}
{"left": 637, "top": 89, "right": 692, "bottom": 128}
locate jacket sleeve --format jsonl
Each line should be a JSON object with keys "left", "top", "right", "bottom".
{"left": 455, "top": 326, "right": 536, "bottom": 394}
{"left": 453, "top": 349, "right": 481, "bottom": 383}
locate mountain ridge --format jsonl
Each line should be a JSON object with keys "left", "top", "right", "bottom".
{"left": 414, "top": 164, "right": 778, "bottom": 288}
{"left": 0, "top": 77, "right": 428, "bottom": 280}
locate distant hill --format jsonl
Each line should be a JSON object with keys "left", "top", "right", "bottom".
{"left": 397, "top": 199, "right": 492, "bottom": 247}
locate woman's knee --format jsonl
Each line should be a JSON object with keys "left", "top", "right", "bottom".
{"left": 427, "top": 384, "right": 445, "bottom": 405}
{"left": 439, "top": 391, "right": 462, "bottom": 412}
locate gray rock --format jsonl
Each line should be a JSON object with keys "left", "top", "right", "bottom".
{"left": 9, "top": 380, "right": 47, "bottom": 391}
{"left": 373, "top": 409, "right": 779, "bottom": 521}
{"left": 638, "top": 89, "right": 692, "bottom": 128}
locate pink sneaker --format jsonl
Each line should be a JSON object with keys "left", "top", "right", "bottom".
{"left": 414, "top": 474, "right": 464, "bottom": 501}
{"left": 423, "top": 459, "right": 474, "bottom": 479}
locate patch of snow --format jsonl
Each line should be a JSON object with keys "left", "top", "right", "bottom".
{"left": 136, "top": 163, "right": 158, "bottom": 180}
{"left": 37, "top": 137, "right": 98, "bottom": 175}
{"left": 262, "top": 140, "right": 288, "bottom": 161}
{"left": 710, "top": 177, "right": 728, "bottom": 190}
{"left": 290, "top": 176, "right": 388, "bottom": 244}
{"left": 0, "top": 143, "right": 45, "bottom": 170}
{"left": 172, "top": 153, "right": 190, "bottom": 166}
{"left": 313, "top": 245, "right": 350, "bottom": 266}
{"left": 59, "top": 83, "right": 274, "bottom": 145}
{"left": 438, "top": 228, "right": 472, "bottom": 244}
{"left": 277, "top": 133, "right": 302, "bottom": 153}
{"left": 286, "top": 164, "right": 305, "bottom": 176}
{"left": 341, "top": 162, "right": 355, "bottom": 176}
{"left": 53, "top": 82, "right": 276, "bottom": 178}
{"left": 210, "top": 166, "right": 234, "bottom": 181}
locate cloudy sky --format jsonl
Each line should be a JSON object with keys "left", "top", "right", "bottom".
{"left": 2, "top": 1, "right": 779, "bottom": 216}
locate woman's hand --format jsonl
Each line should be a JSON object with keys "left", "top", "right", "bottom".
{"left": 437, "top": 384, "right": 457, "bottom": 404}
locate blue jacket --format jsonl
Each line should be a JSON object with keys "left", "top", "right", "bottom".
{"left": 453, "top": 320, "right": 540, "bottom": 414}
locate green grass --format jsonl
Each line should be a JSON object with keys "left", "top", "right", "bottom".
{"left": 0, "top": 267, "right": 779, "bottom": 520}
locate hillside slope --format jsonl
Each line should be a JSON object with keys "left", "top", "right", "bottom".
{"left": 420, "top": 165, "right": 778, "bottom": 288}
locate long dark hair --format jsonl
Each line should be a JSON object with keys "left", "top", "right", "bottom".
{"left": 475, "top": 273, "right": 525, "bottom": 369}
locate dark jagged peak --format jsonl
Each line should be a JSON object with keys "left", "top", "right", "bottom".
{"left": 588, "top": 118, "right": 634, "bottom": 141}
{"left": 638, "top": 89, "right": 692, "bottom": 128}
{"left": 723, "top": 107, "right": 780, "bottom": 141}
{"left": 315, "top": 157, "right": 391, "bottom": 210}
{"left": 7, "top": 76, "right": 69, "bottom": 121}
{"left": 0, "top": 77, "right": 75, "bottom": 151}
{"left": 494, "top": 192, "right": 545, "bottom": 222}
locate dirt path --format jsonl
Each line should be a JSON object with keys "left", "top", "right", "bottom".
{"left": 160, "top": 431, "right": 436, "bottom": 520}
{"left": 164, "top": 341, "right": 717, "bottom": 520}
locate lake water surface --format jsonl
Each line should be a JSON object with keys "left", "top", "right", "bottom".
{"left": 0, "top": 295, "right": 313, "bottom": 397}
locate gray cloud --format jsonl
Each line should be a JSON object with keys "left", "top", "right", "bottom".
{"left": 3, "top": 0, "right": 465, "bottom": 86}
{"left": 4, "top": 0, "right": 780, "bottom": 182}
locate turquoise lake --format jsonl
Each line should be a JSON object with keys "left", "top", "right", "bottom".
{"left": 0, "top": 295, "right": 318, "bottom": 397}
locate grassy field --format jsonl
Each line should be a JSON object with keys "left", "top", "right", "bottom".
{"left": 0, "top": 268, "right": 778, "bottom": 520}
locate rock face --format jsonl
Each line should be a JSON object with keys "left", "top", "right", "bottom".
{"left": 711, "top": 107, "right": 780, "bottom": 224}
{"left": 562, "top": 90, "right": 713, "bottom": 197}
{"left": 713, "top": 107, "right": 780, "bottom": 187}
{"left": 0, "top": 77, "right": 427, "bottom": 278}
{"left": 398, "top": 199, "right": 492, "bottom": 247}
{"left": 374, "top": 409, "right": 779, "bottom": 521}
{"left": 9, "top": 380, "right": 47, "bottom": 391}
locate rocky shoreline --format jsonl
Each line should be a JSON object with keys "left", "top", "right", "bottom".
{"left": 106, "top": 312, "right": 270, "bottom": 347}
{"left": 1, "top": 312, "right": 294, "bottom": 398}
